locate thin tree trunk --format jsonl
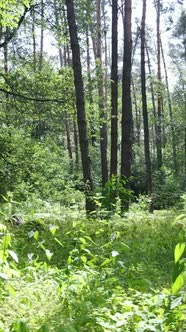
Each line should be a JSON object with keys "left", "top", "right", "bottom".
{"left": 4, "top": 29, "right": 8, "bottom": 73}
{"left": 110, "top": 0, "right": 118, "bottom": 177}
{"left": 66, "top": 0, "right": 95, "bottom": 213}
{"left": 31, "top": 7, "right": 36, "bottom": 71}
{"left": 121, "top": 0, "right": 133, "bottom": 211}
{"left": 141, "top": 0, "right": 152, "bottom": 195}
{"left": 39, "top": 0, "right": 44, "bottom": 70}
{"left": 160, "top": 38, "right": 177, "bottom": 174}
{"left": 73, "top": 119, "right": 79, "bottom": 165}
{"left": 54, "top": 1, "right": 73, "bottom": 161}
{"left": 156, "top": 0, "right": 163, "bottom": 170}
{"left": 96, "top": 0, "right": 108, "bottom": 187}
{"left": 146, "top": 44, "right": 158, "bottom": 159}
{"left": 132, "top": 78, "right": 140, "bottom": 146}
{"left": 54, "top": 0, "right": 63, "bottom": 67}
{"left": 86, "top": 22, "right": 96, "bottom": 146}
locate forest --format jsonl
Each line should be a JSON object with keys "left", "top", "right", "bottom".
{"left": 0, "top": 0, "right": 186, "bottom": 331}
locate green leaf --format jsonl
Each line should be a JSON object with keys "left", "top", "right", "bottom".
{"left": 8, "top": 250, "right": 19, "bottom": 263}
{"left": 175, "top": 214, "right": 186, "bottom": 222}
{"left": 0, "top": 272, "right": 9, "bottom": 279}
{"left": 79, "top": 237, "right": 87, "bottom": 245}
{"left": 54, "top": 237, "right": 63, "bottom": 247}
{"left": 174, "top": 243, "right": 185, "bottom": 264}
{"left": 172, "top": 274, "right": 184, "bottom": 294}
{"left": 10, "top": 320, "right": 30, "bottom": 332}
{"left": 101, "top": 258, "right": 111, "bottom": 267}
{"left": 170, "top": 296, "right": 182, "bottom": 309}
{"left": 34, "top": 230, "right": 39, "bottom": 240}
{"left": 45, "top": 249, "right": 53, "bottom": 261}
{"left": 67, "top": 255, "right": 72, "bottom": 264}
{"left": 80, "top": 255, "right": 87, "bottom": 264}
{"left": 49, "top": 225, "right": 58, "bottom": 235}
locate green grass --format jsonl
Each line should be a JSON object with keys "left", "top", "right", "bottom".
{"left": 0, "top": 202, "right": 186, "bottom": 331}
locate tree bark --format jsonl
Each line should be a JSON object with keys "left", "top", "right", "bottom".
{"left": 156, "top": 0, "right": 163, "bottom": 170}
{"left": 96, "top": 0, "right": 108, "bottom": 187}
{"left": 160, "top": 38, "right": 177, "bottom": 174}
{"left": 121, "top": 0, "right": 133, "bottom": 210}
{"left": 141, "top": 0, "right": 152, "bottom": 195}
{"left": 39, "top": 0, "right": 44, "bottom": 70}
{"left": 110, "top": 0, "right": 118, "bottom": 177}
{"left": 146, "top": 44, "right": 158, "bottom": 158}
{"left": 66, "top": 0, "right": 95, "bottom": 213}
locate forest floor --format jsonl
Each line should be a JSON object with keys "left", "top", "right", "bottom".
{"left": 0, "top": 200, "right": 186, "bottom": 331}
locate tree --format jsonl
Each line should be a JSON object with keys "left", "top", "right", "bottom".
{"left": 141, "top": 0, "right": 152, "bottom": 195}
{"left": 110, "top": 0, "right": 118, "bottom": 177}
{"left": 66, "top": 0, "right": 95, "bottom": 213}
{"left": 156, "top": 0, "right": 163, "bottom": 171}
{"left": 121, "top": 0, "right": 132, "bottom": 210}
{"left": 96, "top": 0, "right": 108, "bottom": 187}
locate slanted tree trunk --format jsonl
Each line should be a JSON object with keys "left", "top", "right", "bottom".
{"left": 110, "top": 0, "right": 118, "bottom": 177}
{"left": 96, "top": 0, "right": 108, "bottom": 187}
{"left": 66, "top": 0, "right": 95, "bottom": 213}
{"left": 160, "top": 38, "right": 177, "bottom": 174}
{"left": 141, "top": 0, "right": 152, "bottom": 195}
{"left": 121, "top": 0, "right": 133, "bottom": 211}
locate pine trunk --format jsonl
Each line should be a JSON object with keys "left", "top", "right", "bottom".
{"left": 110, "top": 0, "right": 118, "bottom": 177}
{"left": 121, "top": 0, "right": 133, "bottom": 211}
{"left": 66, "top": 0, "right": 95, "bottom": 213}
{"left": 156, "top": 0, "right": 163, "bottom": 170}
{"left": 96, "top": 0, "right": 108, "bottom": 187}
{"left": 141, "top": 0, "right": 152, "bottom": 195}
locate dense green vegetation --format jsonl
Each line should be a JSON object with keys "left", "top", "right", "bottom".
{"left": 0, "top": 0, "right": 186, "bottom": 330}
{"left": 0, "top": 196, "right": 186, "bottom": 331}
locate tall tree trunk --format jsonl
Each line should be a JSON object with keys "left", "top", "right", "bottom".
{"left": 156, "top": 0, "right": 163, "bottom": 170}
{"left": 39, "top": 0, "right": 44, "bottom": 70}
{"left": 132, "top": 78, "right": 140, "bottom": 146}
{"left": 66, "top": 0, "right": 95, "bottom": 213}
{"left": 86, "top": 21, "right": 96, "bottom": 146}
{"left": 160, "top": 38, "right": 177, "bottom": 174}
{"left": 110, "top": 0, "right": 118, "bottom": 177}
{"left": 73, "top": 119, "right": 79, "bottom": 165}
{"left": 54, "top": 0, "right": 73, "bottom": 162}
{"left": 141, "top": 0, "right": 152, "bottom": 195}
{"left": 146, "top": 44, "right": 158, "bottom": 159}
{"left": 31, "top": 7, "right": 36, "bottom": 71}
{"left": 4, "top": 28, "right": 8, "bottom": 73}
{"left": 121, "top": 0, "right": 132, "bottom": 211}
{"left": 96, "top": 0, "right": 108, "bottom": 187}
{"left": 54, "top": 0, "right": 63, "bottom": 67}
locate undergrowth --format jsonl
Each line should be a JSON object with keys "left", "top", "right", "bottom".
{"left": 0, "top": 197, "right": 185, "bottom": 331}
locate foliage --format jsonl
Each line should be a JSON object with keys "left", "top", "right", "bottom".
{"left": 0, "top": 203, "right": 185, "bottom": 331}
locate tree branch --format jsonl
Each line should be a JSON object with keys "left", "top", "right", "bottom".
{"left": 0, "top": 5, "right": 35, "bottom": 48}
{"left": 0, "top": 87, "right": 71, "bottom": 104}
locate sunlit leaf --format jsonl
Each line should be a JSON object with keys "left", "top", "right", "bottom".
{"left": 174, "top": 243, "right": 185, "bottom": 264}
{"left": 101, "top": 258, "right": 111, "bottom": 267}
{"left": 8, "top": 250, "right": 19, "bottom": 263}
{"left": 170, "top": 296, "right": 182, "bottom": 309}
{"left": 80, "top": 255, "right": 87, "bottom": 264}
{"left": 172, "top": 274, "right": 184, "bottom": 294}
